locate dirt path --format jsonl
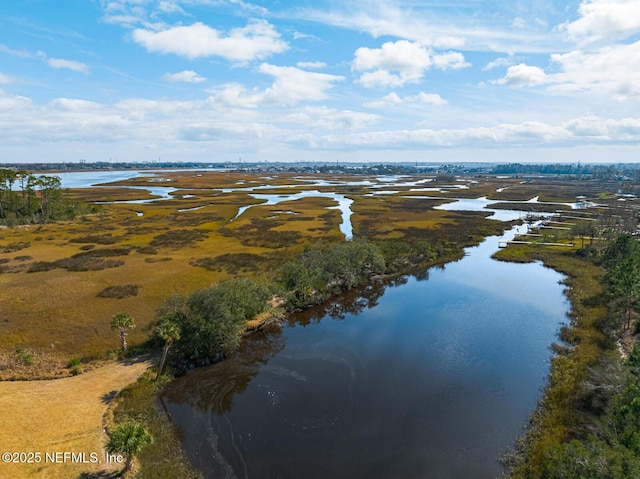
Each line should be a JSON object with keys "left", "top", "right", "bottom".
{"left": 0, "top": 358, "right": 153, "bottom": 479}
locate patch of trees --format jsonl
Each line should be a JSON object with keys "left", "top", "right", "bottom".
{"left": 279, "top": 239, "right": 386, "bottom": 310}
{"left": 539, "top": 347, "right": 640, "bottom": 478}
{"left": 490, "top": 163, "right": 594, "bottom": 175}
{"left": 152, "top": 238, "right": 454, "bottom": 371}
{"left": 602, "top": 235, "right": 640, "bottom": 332}
{"left": 0, "top": 168, "right": 90, "bottom": 224}
{"left": 154, "top": 277, "right": 272, "bottom": 370}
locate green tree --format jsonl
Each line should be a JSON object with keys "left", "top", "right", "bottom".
{"left": 163, "top": 278, "right": 271, "bottom": 364}
{"left": 603, "top": 235, "right": 640, "bottom": 330}
{"left": 110, "top": 313, "right": 135, "bottom": 351}
{"left": 106, "top": 422, "right": 152, "bottom": 474}
{"left": 153, "top": 300, "right": 184, "bottom": 380}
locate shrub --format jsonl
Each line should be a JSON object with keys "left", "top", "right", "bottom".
{"left": 15, "top": 348, "right": 34, "bottom": 366}
{"left": 2, "top": 242, "right": 30, "bottom": 253}
{"left": 66, "top": 357, "right": 82, "bottom": 375}
{"left": 150, "top": 229, "right": 208, "bottom": 248}
{"left": 69, "top": 234, "right": 119, "bottom": 244}
{"left": 55, "top": 257, "right": 124, "bottom": 271}
{"left": 97, "top": 284, "right": 139, "bottom": 299}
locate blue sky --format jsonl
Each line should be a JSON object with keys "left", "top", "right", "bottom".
{"left": 1, "top": 0, "right": 639, "bottom": 164}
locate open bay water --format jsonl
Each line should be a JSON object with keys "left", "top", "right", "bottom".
{"left": 162, "top": 227, "right": 568, "bottom": 479}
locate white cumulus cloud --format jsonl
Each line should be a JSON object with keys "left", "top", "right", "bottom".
{"left": 132, "top": 20, "right": 288, "bottom": 62}
{"left": 548, "top": 40, "right": 640, "bottom": 99}
{"left": 561, "top": 0, "right": 640, "bottom": 44}
{"left": 496, "top": 63, "right": 547, "bottom": 87}
{"left": 209, "top": 63, "right": 344, "bottom": 107}
{"left": 352, "top": 40, "right": 469, "bottom": 88}
{"left": 163, "top": 70, "right": 206, "bottom": 83}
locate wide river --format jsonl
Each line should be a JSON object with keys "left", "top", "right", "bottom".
{"left": 161, "top": 227, "right": 568, "bottom": 479}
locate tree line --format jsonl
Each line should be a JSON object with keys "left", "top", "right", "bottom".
{"left": 128, "top": 238, "right": 454, "bottom": 373}
{"left": 0, "top": 168, "right": 87, "bottom": 224}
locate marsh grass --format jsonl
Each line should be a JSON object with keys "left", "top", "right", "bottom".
{"left": 70, "top": 234, "right": 120, "bottom": 244}
{"left": 107, "top": 371, "right": 202, "bottom": 479}
{"left": 2, "top": 241, "right": 30, "bottom": 253}
{"left": 150, "top": 229, "right": 209, "bottom": 248}
{"left": 494, "top": 244, "right": 612, "bottom": 478}
{"left": 0, "top": 348, "right": 69, "bottom": 380}
{"left": 55, "top": 256, "right": 125, "bottom": 272}
{"left": 0, "top": 172, "right": 610, "bottom": 381}
{"left": 97, "top": 284, "right": 139, "bottom": 299}
{"left": 192, "top": 252, "right": 272, "bottom": 274}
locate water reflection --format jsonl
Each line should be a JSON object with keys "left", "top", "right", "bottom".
{"left": 163, "top": 324, "right": 285, "bottom": 415}
{"left": 162, "top": 228, "right": 567, "bottom": 479}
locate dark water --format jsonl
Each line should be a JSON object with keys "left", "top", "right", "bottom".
{"left": 162, "top": 230, "right": 568, "bottom": 479}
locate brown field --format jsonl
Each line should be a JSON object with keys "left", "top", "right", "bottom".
{"left": 0, "top": 356, "right": 153, "bottom": 479}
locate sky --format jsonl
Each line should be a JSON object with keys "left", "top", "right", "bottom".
{"left": 1, "top": 0, "right": 640, "bottom": 164}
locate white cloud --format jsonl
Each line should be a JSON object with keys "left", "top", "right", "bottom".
{"left": 296, "top": 61, "right": 327, "bottom": 69}
{"left": 0, "top": 73, "right": 16, "bottom": 85}
{"left": 512, "top": 17, "right": 527, "bottom": 29}
{"left": 357, "top": 70, "right": 406, "bottom": 88}
{"left": 483, "top": 56, "right": 515, "bottom": 71}
{"left": 311, "top": 116, "right": 640, "bottom": 150}
{"left": 157, "top": 1, "right": 186, "bottom": 15}
{"left": 432, "top": 51, "right": 470, "bottom": 70}
{"left": 209, "top": 64, "right": 344, "bottom": 107}
{"left": 548, "top": 41, "right": 640, "bottom": 99}
{"left": 50, "top": 98, "right": 103, "bottom": 111}
{"left": 258, "top": 63, "right": 343, "bottom": 105}
{"left": 285, "top": 106, "right": 380, "bottom": 131}
{"left": 364, "top": 91, "right": 447, "bottom": 108}
{"left": 352, "top": 40, "right": 469, "bottom": 88}
{"left": 0, "top": 44, "right": 38, "bottom": 58}
{"left": 132, "top": 20, "right": 288, "bottom": 62}
{"left": 295, "top": 3, "right": 563, "bottom": 54}
{"left": 561, "top": 0, "right": 640, "bottom": 44}
{"left": 163, "top": 70, "right": 206, "bottom": 83}
{"left": 47, "top": 58, "right": 89, "bottom": 73}
{"left": 496, "top": 63, "right": 547, "bottom": 87}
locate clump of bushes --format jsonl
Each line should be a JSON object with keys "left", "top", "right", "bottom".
{"left": 97, "top": 284, "right": 139, "bottom": 299}
{"left": 15, "top": 348, "right": 34, "bottom": 366}
{"left": 27, "top": 257, "right": 124, "bottom": 273}
{"left": 69, "top": 234, "right": 119, "bottom": 244}
{"left": 2, "top": 241, "right": 30, "bottom": 253}
{"left": 192, "top": 253, "right": 267, "bottom": 274}
{"left": 71, "top": 247, "right": 131, "bottom": 258}
{"left": 144, "top": 257, "right": 172, "bottom": 263}
{"left": 137, "top": 246, "right": 158, "bottom": 255}
{"left": 66, "top": 357, "right": 82, "bottom": 375}
{"left": 150, "top": 229, "right": 209, "bottom": 248}
{"left": 279, "top": 239, "right": 386, "bottom": 310}
{"left": 220, "top": 218, "right": 302, "bottom": 248}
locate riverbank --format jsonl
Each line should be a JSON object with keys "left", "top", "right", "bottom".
{"left": 493, "top": 243, "right": 627, "bottom": 477}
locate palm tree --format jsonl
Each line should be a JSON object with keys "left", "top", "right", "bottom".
{"left": 110, "top": 313, "right": 135, "bottom": 351}
{"left": 106, "top": 422, "right": 152, "bottom": 474}
{"left": 155, "top": 318, "right": 181, "bottom": 380}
